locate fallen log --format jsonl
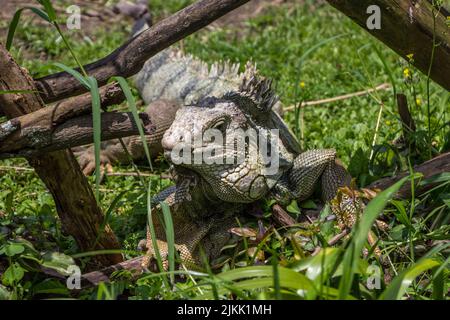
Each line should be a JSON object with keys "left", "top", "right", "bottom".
{"left": 35, "top": 0, "right": 250, "bottom": 103}
{"left": 80, "top": 256, "right": 145, "bottom": 288}
{"left": 369, "top": 151, "right": 450, "bottom": 198}
{"left": 0, "top": 111, "right": 154, "bottom": 159}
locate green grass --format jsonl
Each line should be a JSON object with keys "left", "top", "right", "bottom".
{"left": 0, "top": 0, "right": 449, "bottom": 300}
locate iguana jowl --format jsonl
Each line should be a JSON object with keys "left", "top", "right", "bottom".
{"left": 75, "top": 45, "right": 354, "bottom": 269}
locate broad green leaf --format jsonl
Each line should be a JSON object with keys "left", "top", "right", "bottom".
{"left": 32, "top": 279, "right": 69, "bottom": 295}
{"left": 4, "top": 243, "right": 25, "bottom": 257}
{"left": 300, "top": 199, "right": 317, "bottom": 209}
{"left": 41, "top": 252, "right": 76, "bottom": 276}
{"left": 291, "top": 248, "right": 342, "bottom": 282}
{"left": 286, "top": 200, "right": 301, "bottom": 214}
{"left": 379, "top": 258, "right": 441, "bottom": 300}
{"left": 2, "top": 263, "right": 25, "bottom": 286}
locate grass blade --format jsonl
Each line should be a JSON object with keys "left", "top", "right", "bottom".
{"left": 37, "top": 0, "right": 57, "bottom": 22}
{"left": 86, "top": 76, "right": 101, "bottom": 202}
{"left": 160, "top": 201, "right": 175, "bottom": 284}
{"left": 338, "top": 174, "right": 416, "bottom": 299}
{"left": 113, "top": 76, "right": 153, "bottom": 171}
{"left": 6, "top": 7, "right": 51, "bottom": 50}
{"left": 146, "top": 181, "right": 170, "bottom": 288}
{"left": 271, "top": 256, "right": 281, "bottom": 300}
{"left": 379, "top": 258, "right": 441, "bottom": 300}
{"left": 6, "top": 8, "right": 24, "bottom": 51}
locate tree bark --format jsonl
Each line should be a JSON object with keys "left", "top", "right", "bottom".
{"left": 0, "top": 44, "right": 122, "bottom": 267}
{"left": 0, "top": 112, "right": 154, "bottom": 158}
{"left": 326, "top": 0, "right": 450, "bottom": 90}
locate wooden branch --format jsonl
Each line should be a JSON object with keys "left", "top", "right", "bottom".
{"left": 35, "top": 0, "right": 250, "bottom": 103}
{"left": 0, "top": 44, "right": 122, "bottom": 267}
{"left": 49, "top": 82, "right": 125, "bottom": 124}
{"left": 0, "top": 82, "right": 125, "bottom": 148}
{"left": 369, "top": 152, "right": 450, "bottom": 198}
{"left": 326, "top": 0, "right": 450, "bottom": 90}
{"left": 0, "top": 112, "right": 154, "bottom": 159}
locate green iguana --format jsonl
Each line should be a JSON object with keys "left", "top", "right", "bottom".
{"left": 75, "top": 5, "right": 360, "bottom": 270}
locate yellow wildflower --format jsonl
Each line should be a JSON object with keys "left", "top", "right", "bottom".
{"left": 406, "top": 53, "right": 414, "bottom": 61}
{"left": 403, "top": 68, "right": 411, "bottom": 78}
{"left": 385, "top": 120, "right": 391, "bottom": 126}
{"left": 299, "top": 81, "right": 305, "bottom": 88}
{"left": 416, "top": 98, "right": 422, "bottom": 106}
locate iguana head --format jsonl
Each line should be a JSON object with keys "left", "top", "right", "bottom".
{"left": 161, "top": 75, "right": 294, "bottom": 203}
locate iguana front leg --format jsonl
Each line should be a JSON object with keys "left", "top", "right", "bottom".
{"left": 273, "top": 149, "right": 352, "bottom": 204}
{"left": 73, "top": 99, "right": 180, "bottom": 175}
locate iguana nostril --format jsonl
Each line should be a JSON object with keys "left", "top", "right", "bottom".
{"left": 178, "top": 135, "right": 184, "bottom": 142}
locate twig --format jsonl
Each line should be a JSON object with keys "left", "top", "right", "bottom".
{"left": 0, "top": 165, "right": 34, "bottom": 172}
{"left": 284, "top": 83, "right": 391, "bottom": 111}
{"left": 312, "top": 228, "right": 349, "bottom": 256}
{"left": 107, "top": 172, "right": 170, "bottom": 179}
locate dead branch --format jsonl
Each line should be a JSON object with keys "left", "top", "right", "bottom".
{"left": 284, "top": 83, "right": 391, "bottom": 111}
{"left": 0, "top": 112, "right": 154, "bottom": 159}
{"left": 0, "top": 44, "right": 122, "bottom": 267}
{"left": 35, "top": 0, "right": 250, "bottom": 103}
{"left": 369, "top": 151, "right": 450, "bottom": 198}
